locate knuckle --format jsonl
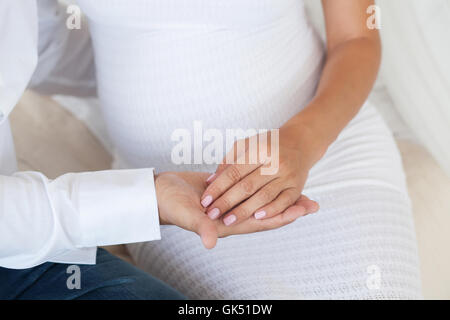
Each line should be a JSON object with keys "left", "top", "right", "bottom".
{"left": 207, "top": 184, "right": 222, "bottom": 197}
{"left": 240, "top": 180, "right": 254, "bottom": 196}
{"left": 284, "top": 199, "right": 295, "bottom": 210}
{"left": 218, "top": 196, "right": 233, "bottom": 210}
{"left": 253, "top": 222, "right": 266, "bottom": 233}
{"left": 262, "top": 203, "right": 277, "bottom": 217}
{"left": 284, "top": 170, "right": 297, "bottom": 181}
{"left": 226, "top": 166, "right": 241, "bottom": 183}
{"left": 283, "top": 211, "right": 298, "bottom": 224}
{"left": 283, "top": 191, "right": 297, "bottom": 207}
{"left": 260, "top": 220, "right": 277, "bottom": 232}
{"left": 278, "top": 157, "right": 289, "bottom": 168}
{"left": 262, "top": 216, "right": 282, "bottom": 230}
{"left": 285, "top": 216, "right": 297, "bottom": 225}
{"left": 234, "top": 206, "right": 250, "bottom": 219}
{"left": 255, "top": 225, "right": 266, "bottom": 233}
{"left": 259, "top": 187, "right": 274, "bottom": 203}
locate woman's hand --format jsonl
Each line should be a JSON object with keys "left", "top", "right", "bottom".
{"left": 216, "top": 193, "right": 319, "bottom": 237}
{"left": 156, "top": 171, "right": 319, "bottom": 248}
{"left": 200, "top": 124, "right": 323, "bottom": 226}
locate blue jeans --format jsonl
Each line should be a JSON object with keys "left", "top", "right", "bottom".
{"left": 0, "top": 248, "right": 185, "bottom": 300}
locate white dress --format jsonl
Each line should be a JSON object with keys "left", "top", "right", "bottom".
{"left": 77, "top": 0, "right": 422, "bottom": 299}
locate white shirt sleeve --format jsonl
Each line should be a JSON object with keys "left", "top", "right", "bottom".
{"left": 0, "top": 0, "right": 161, "bottom": 269}
{"left": 0, "top": 155, "right": 161, "bottom": 269}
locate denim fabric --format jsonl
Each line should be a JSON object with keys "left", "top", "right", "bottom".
{"left": 0, "top": 248, "right": 185, "bottom": 300}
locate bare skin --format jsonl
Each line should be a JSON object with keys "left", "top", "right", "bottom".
{"left": 156, "top": 171, "right": 319, "bottom": 249}
{"left": 200, "top": 0, "right": 382, "bottom": 226}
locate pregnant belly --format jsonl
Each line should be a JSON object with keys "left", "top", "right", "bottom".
{"left": 89, "top": 13, "right": 324, "bottom": 171}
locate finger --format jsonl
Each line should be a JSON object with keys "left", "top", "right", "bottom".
{"left": 206, "top": 138, "right": 250, "bottom": 185}
{"left": 253, "top": 188, "right": 301, "bottom": 220}
{"left": 205, "top": 164, "right": 228, "bottom": 185}
{"left": 294, "top": 194, "right": 320, "bottom": 215}
{"left": 248, "top": 204, "right": 306, "bottom": 231}
{"left": 201, "top": 161, "right": 262, "bottom": 208}
{"left": 194, "top": 215, "right": 218, "bottom": 249}
{"left": 205, "top": 172, "right": 217, "bottom": 184}
{"left": 254, "top": 194, "right": 319, "bottom": 220}
{"left": 206, "top": 168, "right": 276, "bottom": 221}
{"left": 216, "top": 203, "right": 306, "bottom": 237}
{"left": 205, "top": 165, "right": 228, "bottom": 185}
{"left": 220, "top": 180, "right": 283, "bottom": 226}
{"left": 216, "top": 194, "right": 319, "bottom": 237}
{"left": 270, "top": 204, "right": 307, "bottom": 226}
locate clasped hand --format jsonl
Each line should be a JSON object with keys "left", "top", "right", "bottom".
{"left": 157, "top": 159, "right": 317, "bottom": 249}
{"left": 156, "top": 123, "right": 322, "bottom": 249}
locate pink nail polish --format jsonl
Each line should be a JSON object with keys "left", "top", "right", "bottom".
{"left": 208, "top": 208, "right": 220, "bottom": 220}
{"left": 201, "top": 195, "right": 213, "bottom": 208}
{"left": 254, "top": 210, "right": 266, "bottom": 219}
{"left": 206, "top": 173, "right": 216, "bottom": 183}
{"left": 223, "top": 214, "right": 236, "bottom": 226}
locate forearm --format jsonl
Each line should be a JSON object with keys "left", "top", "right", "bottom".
{"left": 284, "top": 36, "right": 381, "bottom": 164}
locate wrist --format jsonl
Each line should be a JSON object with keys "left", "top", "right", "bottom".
{"left": 154, "top": 172, "right": 168, "bottom": 225}
{"left": 280, "top": 119, "right": 329, "bottom": 167}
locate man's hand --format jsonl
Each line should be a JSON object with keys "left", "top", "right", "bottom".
{"left": 155, "top": 171, "right": 319, "bottom": 249}
{"left": 155, "top": 171, "right": 218, "bottom": 249}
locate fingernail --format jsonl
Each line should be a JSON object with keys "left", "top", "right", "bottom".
{"left": 223, "top": 214, "right": 236, "bottom": 226}
{"left": 206, "top": 173, "right": 216, "bottom": 183}
{"left": 201, "top": 195, "right": 213, "bottom": 207}
{"left": 208, "top": 208, "right": 220, "bottom": 220}
{"left": 254, "top": 210, "right": 266, "bottom": 219}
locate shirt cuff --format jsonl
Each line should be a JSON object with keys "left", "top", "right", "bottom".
{"left": 73, "top": 168, "right": 161, "bottom": 247}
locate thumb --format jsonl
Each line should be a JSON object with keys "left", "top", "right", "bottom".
{"left": 189, "top": 210, "right": 219, "bottom": 249}
{"left": 194, "top": 214, "right": 218, "bottom": 249}
{"left": 172, "top": 202, "right": 218, "bottom": 248}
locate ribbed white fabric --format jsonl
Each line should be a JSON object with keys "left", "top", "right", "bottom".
{"left": 78, "top": 0, "right": 422, "bottom": 299}
{"left": 80, "top": 0, "right": 323, "bottom": 172}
